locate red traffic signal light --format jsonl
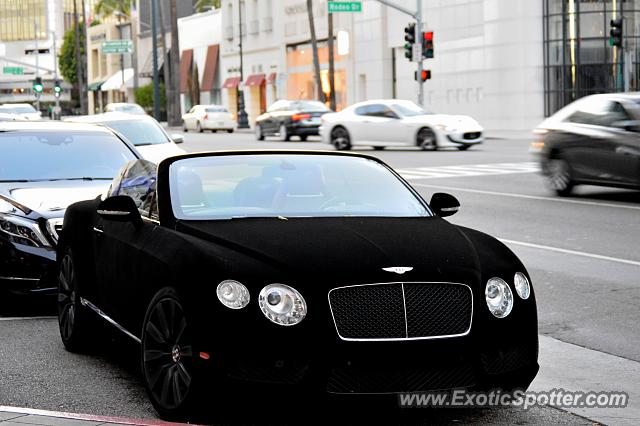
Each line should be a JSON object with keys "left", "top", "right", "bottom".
{"left": 422, "top": 31, "right": 434, "bottom": 59}
{"left": 424, "top": 31, "right": 433, "bottom": 41}
{"left": 414, "top": 70, "right": 431, "bottom": 82}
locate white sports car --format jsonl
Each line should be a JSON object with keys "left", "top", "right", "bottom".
{"left": 320, "top": 99, "right": 483, "bottom": 151}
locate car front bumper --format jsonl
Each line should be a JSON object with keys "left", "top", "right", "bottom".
{"left": 444, "top": 130, "right": 484, "bottom": 146}
{"left": 0, "top": 238, "right": 57, "bottom": 294}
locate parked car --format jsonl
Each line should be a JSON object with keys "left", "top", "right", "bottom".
{"left": 104, "top": 103, "right": 147, "bottom": 115}
{"left": 66, "top": 112, "right": 185, "bottom": 164}
{"left": 58, "top": 151, "right": 538, "bottom": 421}
{"left": 0, "top": 112, "right": 26, "bottom": 122}
{"left": 532, "top": 93, "right": 640, "bottom": 196}
{"left": 0, "top": 103, "right": 42, "bottom": 121}
{"left": 255, "top": 100, "right": 330, "bottom": 141}
{"left": 0, "top": 121, "right": 140, "bottom": 295}
{"left": 182, "top": 105, "right": 236, "bottom": 133}
{"left": 320, "top": 99, "right": 483, "bottom": 151}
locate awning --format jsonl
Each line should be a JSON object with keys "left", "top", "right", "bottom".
{"left": 266, "top": 72, "right": 277, "bottom": 84}
{"left": 179, "top": 49, "right": 193, "bottom": 93}
{"left": 139, "top": 48, "right": 166, "bottom": 78}
{"left": 244, "top": 73, "right": 265, "bottom": 87}
{"left": 201, "top": 44, "right": 219, "bottom": 91}
{"left": 87, "top": 81, "right": 104, "bottom": 91}
{"left": 221, "top": 76, "right": 240, "bottom": 89}
{"left": 100, "top": 68, "right": 134, "bottom": 91}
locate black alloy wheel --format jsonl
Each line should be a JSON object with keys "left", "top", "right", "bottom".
{"left": 331, "top": 127, "right": 351, "bottom": 151}
{"left": 142, "top": 288, "right": 198, "bottom": 419}
{"left": 58, "top": 247, "right": 93, "bottom": 351}
{"left": 279, "top": 123, "right": 290, "bottom": 141}
{"left": 299, "top": 135, "right": 308, "bottom": 141}
{"left": 417, "top": 127, "right": 437, "bottom": 151}
{"left": 547, "top": 157, "right": 574, "bottom": 196}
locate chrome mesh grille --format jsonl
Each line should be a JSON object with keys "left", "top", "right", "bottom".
{"left": 328, "top": 282, "right": 472, "bottom": 341}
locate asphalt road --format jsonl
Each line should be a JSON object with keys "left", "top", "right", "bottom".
{"left": 1, "top": 130, "right": 638, "bottom": 425}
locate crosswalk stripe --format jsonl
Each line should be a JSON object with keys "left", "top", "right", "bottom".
{"left": 398, "top": 162, "right": 540, "bottom": 180}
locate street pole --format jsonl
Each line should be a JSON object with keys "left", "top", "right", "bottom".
{"left": 52, "top": 31, "right": 60, "bottom": 118}
{"left": 236, "top": 0, "right": 249, "bottom": 128}
{"left": 118, "top": 14, "right": 125, "bottom": 101}
{"left": 151, "top": 0, "right": 161, "bottom": 120}
{"left": 34, "top": 21, "right": 40, "bottom": 112}
{"left": 80, "top": 0, "right": 88, "bottom": 114}
{"left": 327, "top": 11, "right": 336, "bottom": 110}
{"left": 73, "top": 0, "right": 86, "bottom": 115}
{"left": 416, "top": 0, "right": 423, "bottom": 106}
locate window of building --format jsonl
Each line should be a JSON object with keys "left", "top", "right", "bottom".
{"left": 0, "top": 0, "right": 47, "bottom": 41}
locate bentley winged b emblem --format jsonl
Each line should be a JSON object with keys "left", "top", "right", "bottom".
{"left": 382, "top": 266, "right": 414, "bottom": 275}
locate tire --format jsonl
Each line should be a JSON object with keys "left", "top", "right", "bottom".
{"left": 457, "top": 145, "right": 471, "bottom": 151}
{"left": 373, "top": 146, "right": 385, "bottom": 151}
{"left": 279, "top": 124, "right": 290, "bottom": 141}
{"left": 227, "top": 129, "right": 234, "bottom": 133}
{"left": 58, "top": 247, "right": 96, "bottom": 352}
{"left": 331, "top": 126, "right": 351, "bottom": 151}
{"left": 196, "top": 122, "right": 203, "bottom": 133}
{"left": 141, "top": 287, "right": 201, "bottom": 421}
{"left": 417, "top": 127, "right": 437, "bottom": 151}
{"left": 299, "top": 135, "right": 308, "bottom": 142}
{"left": 182, "top": 121, "right": 188, "bottom": 132}
{"left": 547, "top": 156, "right": 574, "bottom": 196}
{"left": 255, "top": 124, "right": 264, "bottom": 141}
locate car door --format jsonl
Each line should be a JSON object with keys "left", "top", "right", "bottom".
{"left": 185, "top": 107, "right": 197, "bottom": 129}
{"left": 359, "top": 104, "right": 406, "bottom": 146}
{"left": 93, "top": 160, "right": 158, "bottom": 328}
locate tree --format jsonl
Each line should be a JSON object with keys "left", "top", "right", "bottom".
{"left": 134, "top": 82, "right": 166, "bottom": 113}
{"left": 59, "top": 24, "right": 85, "bottom": 85}
{"left": 195, "top": 0, "right": 220, "bottom": 12}
{"left": 168, "top": 0, "right": 181, "bottom": 126}
{"left": 306, "top": 0, "right": 325, "bottom": 102}
{"left": 95, "top": 0, "right": 133, "bottom": 17}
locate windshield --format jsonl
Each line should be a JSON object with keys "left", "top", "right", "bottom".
{"left": 391, "top": 102, "right": 430, "bottom": 117}
{"left": 115, "top": 104, "right": 145, "bottom": 114}
{"left": 101, "top": 119, "right": 170, "bottom": 146}
{"left": 169, "top": 155, "right": 430, "bottom": 220}
{"left": 0, "top": 106, "right": 37, "bottom": 114}
{"left": 0, "top": 131, "right": 137, "bottom": 181}
{"left": 290, "top": 101, "right": 330, "bottom": 112}
{"left": 205, "top": 106, "right": 229, "bottom": 113}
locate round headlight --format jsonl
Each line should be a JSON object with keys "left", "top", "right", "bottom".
{"left": 514, "top": 272, "right": 531, "bottom": 300}
{"left": 485, "top": 278, "right": 513, "bottom": 318}
{"left": 258, "top": 284, "right": 307, "bottom": 326}
{"left": 216, "top": 280, "right": 250, "bottom": 309}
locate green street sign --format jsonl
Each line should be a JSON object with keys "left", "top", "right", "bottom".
{"left": 328, "top": 1, "right": 362, "bottom": 13}
{"left": 3, "top": 66, "right": 23, "bottom": 75}
{"left": 101, "top": 39, "right": 133, "bottom": 54}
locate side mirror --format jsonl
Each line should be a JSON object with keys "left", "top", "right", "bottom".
{"left": 429, "top": 193, "right": 460, "bottom": 217}
{"left": 171, "top": 133, "right": 184, "bottom": 144}
{"left": 97, "top": 196, "right": 143, "bottom": 228}
{"left": 612, "top": 120, "right": 640, "bottom": 132}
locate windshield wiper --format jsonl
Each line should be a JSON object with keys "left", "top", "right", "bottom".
{"left": 134, "top": 143, "right": 152, "bottom": 146}
{"left": 0, "top": 179, "right": 31, "bottom": 182}
{"left": 46, "top": 177, "right": 113, "bottom": 181}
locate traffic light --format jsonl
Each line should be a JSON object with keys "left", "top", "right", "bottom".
{"left": 610, "top": 18, "right": 623, "bottom": 48}
{"left": 32, "top": 77, "right": 43, "bottom": 94}
{"left": 54, "top": 80, "right": 62, "bottom": 98}
{"left": 423, "top": 31, "right": 434, "bottom": 59}
{"left": 414, "top": 70, "right": 431, "bottom": 82}
{"left": 404, "top": 22, "right": 416, "bottom": 60}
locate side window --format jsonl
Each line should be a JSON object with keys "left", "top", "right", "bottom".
{"left": 188, "top": 107, "right": 196, "bottom": 114}
{"left": 355, "top": 105, "right": 368, "bottom": 115}
{"left": 109, "top": 159, "right": 158, "bottom": 217}
{"left": 364, "top": 104, "right": 397, "bottom": 118}
{"left": 566, "top": 99, "right": 630, "bottom": 127}
{"left": 602, "top": 102, "right": 631, "bottom": 127}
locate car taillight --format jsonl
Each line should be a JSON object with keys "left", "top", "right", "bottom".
{"left": 292, "top": 113, "right": 312, "bottom": 121}
{"left": 231, "top": 113, "right": 236, "bottom": 120}
{"left": 203, "top": 114, "right": 208, "bottom": 120}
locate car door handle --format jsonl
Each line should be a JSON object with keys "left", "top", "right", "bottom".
{"left": 615, "top": 146, "right": 640, "bottom": 156}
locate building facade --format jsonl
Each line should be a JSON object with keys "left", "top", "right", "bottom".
{"left": 0, "top": 0, "right": 71, "bottom": 107}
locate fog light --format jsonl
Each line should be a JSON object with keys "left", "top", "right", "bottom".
{"left": 259, "top": 284, "right": 307, "bottom": 326}
{"left": 485, "top": 278, "right": 513, "bottom": 318}
{"left": 216, "top": 280, "right": 250, "bottom": 309}
{"left": 514, "top": 272, "right": 531, "bottom": 300}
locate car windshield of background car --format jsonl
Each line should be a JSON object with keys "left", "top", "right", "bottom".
{"left": 0, "top": 131, "right": 137, "bottom": 181}
{"left": 169, "top": 155, "right": 431, "bottom": 220}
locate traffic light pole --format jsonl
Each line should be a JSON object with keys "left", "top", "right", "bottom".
{"left": 52, "top": 31, "right": 60, "bottom": 119}
{"left": 374, "top": 0, "right": 424, "bottom": 105}
{"left": 34, "top": 21, "right": 40, "bottom": 112}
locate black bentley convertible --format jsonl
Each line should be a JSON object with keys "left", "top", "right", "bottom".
{"left": 57, "top": 151, "right": 538, "bottom": 420}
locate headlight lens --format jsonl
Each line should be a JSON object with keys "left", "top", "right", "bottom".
{"left": 435, "top": 124, "right": 456, "bottom": 132}
{"left": 514, "top": 272, "right": 531, "bottom": 300}
{"left": 216, "top": 280, "right": 250, "bottom": 309}
{"left": 0, "top": 214, "right": 51, "bottom": 247}
{"left": 259, "top": 284, "right": 307, "bottom": 326}
{"left": 485, "top": 278, "right": 514, "bottom": 318}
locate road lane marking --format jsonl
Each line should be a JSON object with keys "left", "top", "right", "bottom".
{"left": 398, "top": 162, "right": 540, "bottom": 180}
{"left": 412, "top": 183, "right": 640, "bottom": 211}
{"left": 500, "top": 239, "right": 640, "bottom": 267}
{"left": 0, "top": 405, "right": 186, "bottom": 425}
{"left": 0, "top": 316, "right": 56, "bottom": 321}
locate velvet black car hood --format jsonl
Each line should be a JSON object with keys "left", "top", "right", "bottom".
{"left": 175, "top": 215, "right": 483, "bottom": 288}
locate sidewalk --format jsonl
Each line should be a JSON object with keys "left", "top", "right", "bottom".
{"left": 0, "top": 406, "right": 189, "bottom": 426}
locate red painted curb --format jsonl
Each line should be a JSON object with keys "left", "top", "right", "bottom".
{"left": 0, "top": 406, "right": 196, "bottom": 425}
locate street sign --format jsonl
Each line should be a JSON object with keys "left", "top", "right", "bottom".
{"left": 328, "top": 1, "right": 362, "bottom": 13}
{"left": 101, "top": 39, "right": 133, "bottom": 54}
{"left": 3, "top": 66, "right": 23, "bottom": 75}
